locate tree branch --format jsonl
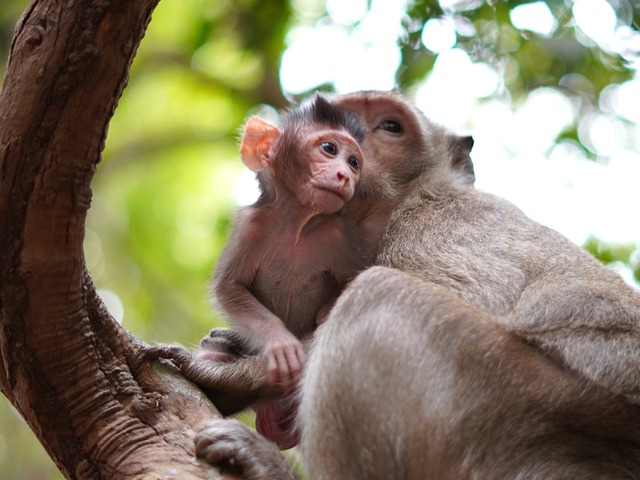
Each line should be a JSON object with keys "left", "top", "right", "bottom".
{"left": 0, "top": 1, "right": 230, "bottom": 477}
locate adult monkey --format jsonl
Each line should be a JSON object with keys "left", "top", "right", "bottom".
{"left": 160, "top": 91, "right": 640, "bottom": 479}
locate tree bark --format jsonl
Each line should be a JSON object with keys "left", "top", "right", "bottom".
{"left": 0, "top": 1, "right": 231, "bottom": 478}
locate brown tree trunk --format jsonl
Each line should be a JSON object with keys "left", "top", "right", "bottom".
{"left": 0, "top": 1, "right": 230, "bottom": 478}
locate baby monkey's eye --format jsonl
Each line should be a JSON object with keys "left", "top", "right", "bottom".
{"left": 322, "top": 142, "right": 337, "bottom": 155}
{"left": 348, "top": 156, "right": 360, "bottom": 170}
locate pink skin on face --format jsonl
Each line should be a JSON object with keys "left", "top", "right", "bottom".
{"left": 297, "top": 129, "right": 362, "bottom": 215}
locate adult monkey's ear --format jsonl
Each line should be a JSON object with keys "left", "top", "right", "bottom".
{"left": 240, "top": 117, "right": 281, "bottom": 172}
{"left": 450, "top": 134, "right": 475, "bottom": 185}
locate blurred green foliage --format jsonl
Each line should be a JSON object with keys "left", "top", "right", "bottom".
{"left": 400, "top": 0, "right": 637, "bottom": 93}
{"left": 1, "top": 0, "right": 638, "bottom": 477}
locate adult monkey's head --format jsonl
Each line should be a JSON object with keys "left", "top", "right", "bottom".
{"left": 332, "top": 90, "right": 475, "bottom": 205}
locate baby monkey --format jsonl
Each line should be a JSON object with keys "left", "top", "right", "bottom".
{"left": 211, "top": 95, "right": 366, "bottom": 392}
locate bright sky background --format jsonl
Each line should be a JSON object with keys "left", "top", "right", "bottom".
{"left": 234, "top": 0, "right": 640, "bottom": 284}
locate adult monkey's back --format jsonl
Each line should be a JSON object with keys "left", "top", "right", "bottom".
{"left": 300, "top": 92, "right": 640, "bottom": 479}
{"left": 195, "top": 91, "right": 640, "bottom": 479}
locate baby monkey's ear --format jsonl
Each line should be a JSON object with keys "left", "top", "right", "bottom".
{"left": 240, "top": 116, "right": 281, "bottom": 172}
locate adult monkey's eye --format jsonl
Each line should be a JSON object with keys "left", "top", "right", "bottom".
{"left": 381, "top": 120, "right": 403, "bottom": 134}
{"left": 322, "top": 142, "right": 338, "bottom": 155}
{"left": 348, "top": 156, "right": 360, "bottom": 170}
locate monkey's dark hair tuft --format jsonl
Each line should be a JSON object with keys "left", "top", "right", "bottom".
{"left": 282, "top": 94, "right": 366, "bottom": 143}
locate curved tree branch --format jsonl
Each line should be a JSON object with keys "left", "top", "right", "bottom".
{"left": 0, "top": 1, "right": 230, "bottom": 477}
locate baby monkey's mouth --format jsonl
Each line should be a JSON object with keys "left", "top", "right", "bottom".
{"left": 316, "top": 184, "right": 349, "bottom": 202}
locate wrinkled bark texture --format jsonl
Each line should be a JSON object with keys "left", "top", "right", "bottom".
{"left": 0, "top": 1, "right": 230, "bottom": 478}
